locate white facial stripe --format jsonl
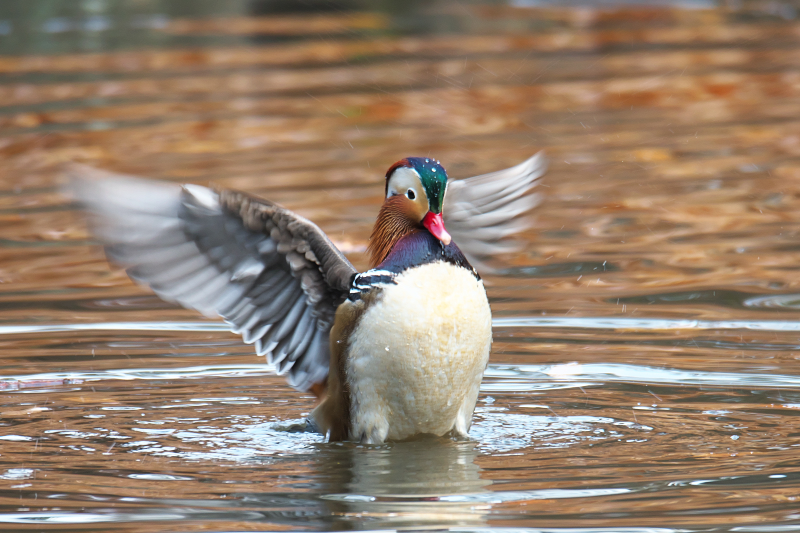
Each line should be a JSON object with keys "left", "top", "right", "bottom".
{"left": 386, "top": 167, "right": 427, "bottom": 204}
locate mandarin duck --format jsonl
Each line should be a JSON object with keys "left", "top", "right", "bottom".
{"left": 69, "top": 153, "right": 546, "bottom": 444}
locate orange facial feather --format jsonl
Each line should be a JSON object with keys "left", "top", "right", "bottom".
{"left": 367, "top": 195, "right": 422, "bottom": 268}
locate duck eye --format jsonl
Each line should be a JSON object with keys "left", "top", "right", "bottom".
{"left": 406, "top": 189, "right": 416, "bottom": 200}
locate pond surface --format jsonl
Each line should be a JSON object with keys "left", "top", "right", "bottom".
{"left": 3, "top": 0, "right": 800, "bottom": 531}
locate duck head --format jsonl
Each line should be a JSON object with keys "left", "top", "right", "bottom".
{"left": 368, "top": 157, "right": 451, "bottom": 267}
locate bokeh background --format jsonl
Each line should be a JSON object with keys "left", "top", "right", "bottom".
{"left": 4, "top": 1, "right": 800, "bottom": 531}
{"left": 4, "top": 0, "right": 800, "bottom": 320}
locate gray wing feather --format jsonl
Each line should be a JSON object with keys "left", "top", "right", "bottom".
{"left": 67, "top": 164, "right": 357, "bottom": 392}
{"left": 444, "top": 152, "right": 547, "bottom": 270}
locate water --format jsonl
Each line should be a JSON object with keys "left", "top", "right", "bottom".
{"left": 3, "top": 0, "right": 800, "bottom": 530}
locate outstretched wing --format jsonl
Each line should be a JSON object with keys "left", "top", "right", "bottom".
{"left": 444, "top": 152, "right": 547, "bottom": 270}
{"left": 68, "top": 165, "right": 357, "bottom": 391}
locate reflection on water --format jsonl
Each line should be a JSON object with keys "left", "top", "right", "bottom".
{"left": 316, "top": 440, "right": 489, "bottom": 529}
{"left": 4, "top": 0, "right": 800, "bottom": 531}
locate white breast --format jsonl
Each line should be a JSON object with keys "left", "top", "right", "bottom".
{"left": 345, "top": 261, "right": 492, "bottom": 443}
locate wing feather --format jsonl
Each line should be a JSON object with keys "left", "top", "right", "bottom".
{"left": 67, "top": 164, "right": 357, "bottom": 392}
{"left": 288, "top": 329, "right": 329, "bottom": 390}
{"left": 444, "top": 152, "right": 546, "bottom": 270}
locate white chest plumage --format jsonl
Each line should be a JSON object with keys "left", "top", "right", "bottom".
{"left": 345, "top": 261, "right": 492, "bottom": 443}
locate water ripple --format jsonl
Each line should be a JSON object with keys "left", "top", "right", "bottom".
{"left": 4, "top": 360, "right": 800, "bottom": 395}
{"left": 4, "top": 317, "right": 800, "bottom": 337}
{"left": 487, "top": 363, "right": 800, "bottom": 389}
{"left": 322, "top": 487, "right": 632, "bottom": 503}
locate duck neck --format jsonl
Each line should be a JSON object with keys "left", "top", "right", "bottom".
{"left": 367, "top": 195, "right": 422, "bottom": 268}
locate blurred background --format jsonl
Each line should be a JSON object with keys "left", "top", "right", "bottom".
{"left": 3, "top": 0, "right": 800, "bottom": 531}
{"left": 3, "top": 0, "right": 800, "bottom": 316}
